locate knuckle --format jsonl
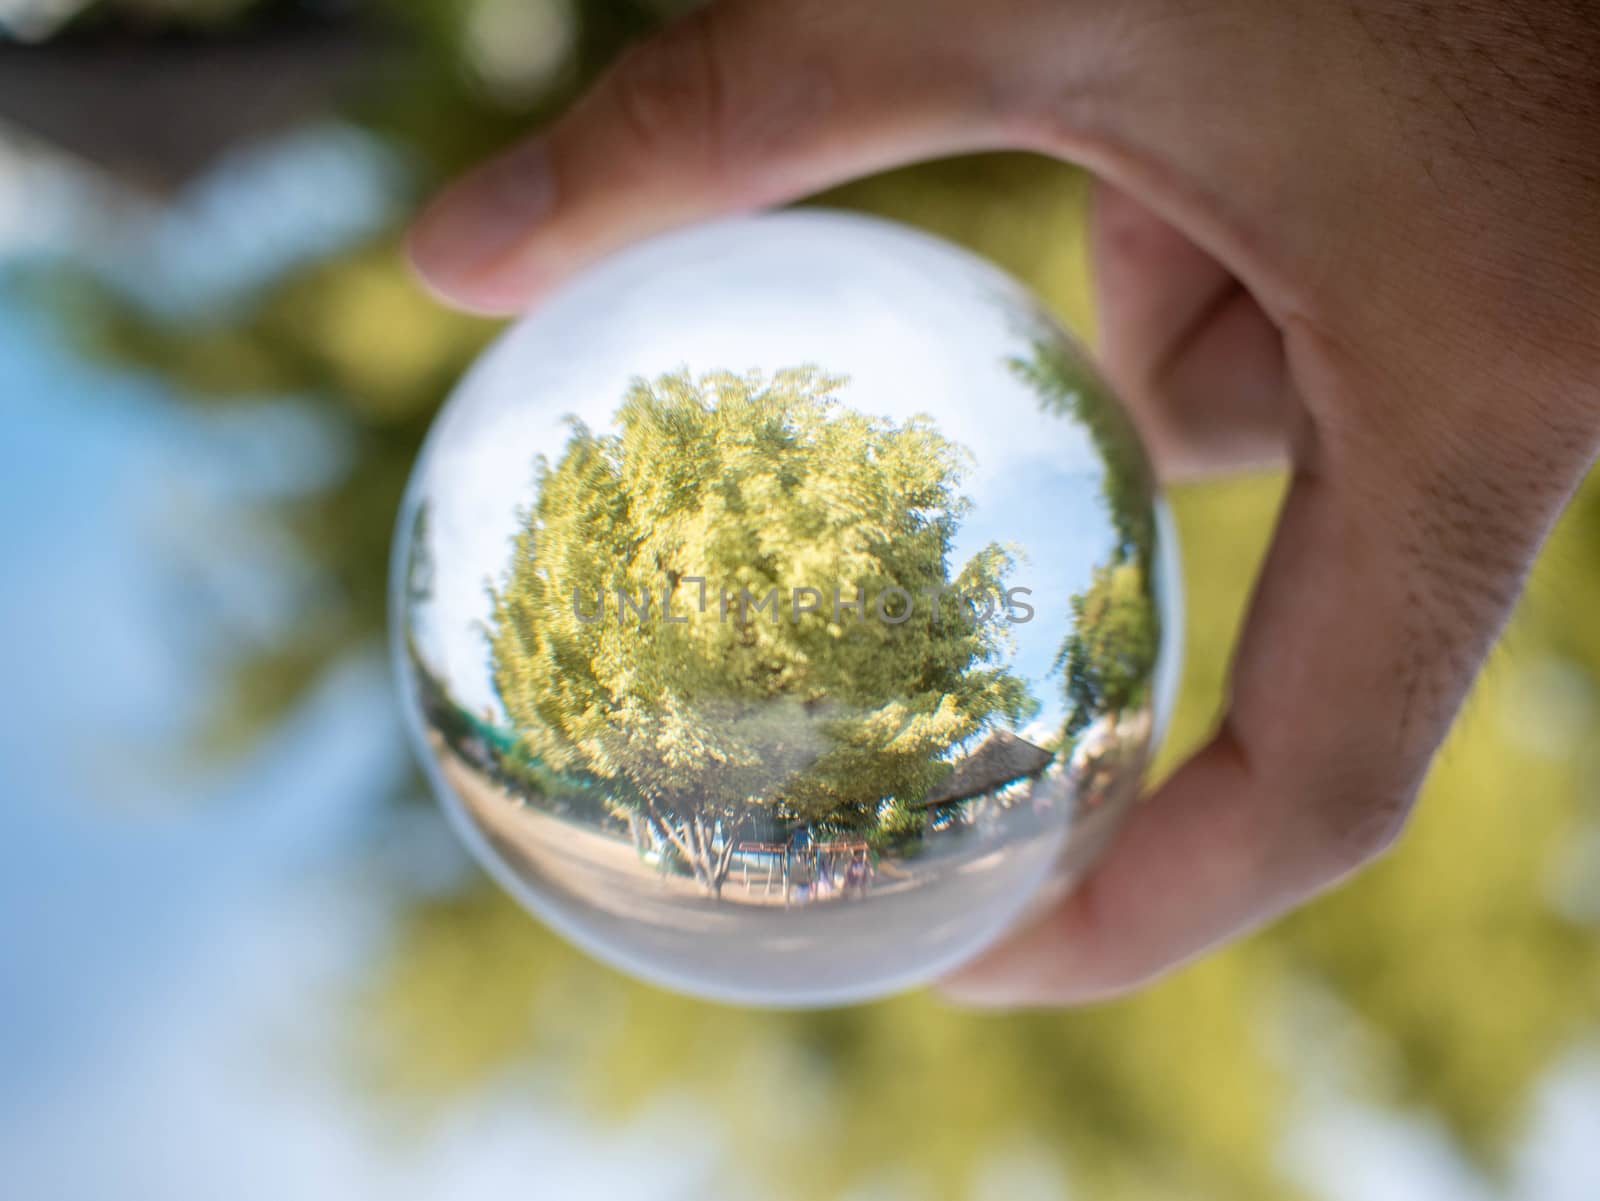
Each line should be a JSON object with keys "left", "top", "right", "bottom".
{"left": 607, "top": 11, "right": 730, "bottom": 167}
{"left": 1237, "top": 707, "right": 1422, "bottom": 880}
{"left": 1307, "top": 770, "right": 1417, "bottom": 877}
{"left": 998, "top": 74, "right": 1113, "bottom": 160}
{"left": 605, "top": 6, "right": 836, "bottom": 185}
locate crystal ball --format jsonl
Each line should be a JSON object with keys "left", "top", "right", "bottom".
{"left": 391, "top": 210, "right": 1180, "bottom": 1006}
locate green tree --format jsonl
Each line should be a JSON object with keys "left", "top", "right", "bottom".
{"left": 1008, "top": 335, "right": 1163, "bottom": 739}
{"left": 487, "top": 366, "right": 1033, "bottom": 896}
{"left": 1057, "top": 558, "right": 1158, "bottom": 737}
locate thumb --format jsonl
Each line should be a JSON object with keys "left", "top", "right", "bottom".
{"left": 944, "top": 330, "right": 1598, "bottom": 1006}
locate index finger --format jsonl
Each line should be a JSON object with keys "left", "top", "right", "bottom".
{"left": 407, "top": 0, "right": 1117, "bottom": 313}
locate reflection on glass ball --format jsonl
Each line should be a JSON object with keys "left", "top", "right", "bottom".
{"left": 391, "top": 210, "right": 1181, "bottom": 1007}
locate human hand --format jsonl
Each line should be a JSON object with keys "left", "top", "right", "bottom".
{"left": 408, "top": 0, "right": 1600, "bottom": 1006}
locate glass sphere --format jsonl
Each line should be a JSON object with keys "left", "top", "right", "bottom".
{"left": 391, "top": 210, "right": 1181, "bottom": 1006}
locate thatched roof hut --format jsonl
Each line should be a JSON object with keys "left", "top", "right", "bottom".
{"left": 911, "top": 730, "right": 1055, "bottom": 808}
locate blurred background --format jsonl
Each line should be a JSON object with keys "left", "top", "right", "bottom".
{"left": 2, "top": 2, "right": 1598, "bottom": 1198}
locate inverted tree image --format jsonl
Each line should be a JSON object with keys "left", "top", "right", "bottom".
{"left": 1057, "top": 558, "right": 1158, "bottom": 738}
{"left": 486, "top": 366, "right": 1037, "bottom": 897}
{"left": 1009, "top": 332, "right": 1162, "bottom": 740}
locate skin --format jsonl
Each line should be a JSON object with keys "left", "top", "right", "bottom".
{"left": 408, "top": 0, "right": 1600, "bottom": 1007}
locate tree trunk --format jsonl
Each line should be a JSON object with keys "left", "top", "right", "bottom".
{"left": 626, "top": 812, "right": 651, "bottom": 857}
{"left": 646, "top": 802, "right": 739, "bottom": 899}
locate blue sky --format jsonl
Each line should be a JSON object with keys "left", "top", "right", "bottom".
{"left": 0, "top": 261, "right": 716, "bottom": 1201}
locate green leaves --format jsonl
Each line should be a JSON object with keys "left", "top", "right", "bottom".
{"left": 1059, "top": 560, "right": 1159, "bottom": 736}
{"left": 487, "top": 366, "right": 1033, "bottom": 833}
{"left": 1010, "top": 333, "right": 1154, "bottom": 565}
{"left": 1006, "top": 335, "right": 1161, "bottom": 740}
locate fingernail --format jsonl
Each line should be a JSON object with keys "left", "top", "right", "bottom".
{"left": 410, "top": 139, "right": 555, "bottom": 302}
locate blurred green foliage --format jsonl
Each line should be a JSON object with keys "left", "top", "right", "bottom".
{"left": 39, "top": 1, "right": 1600, "bottom": 1196}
